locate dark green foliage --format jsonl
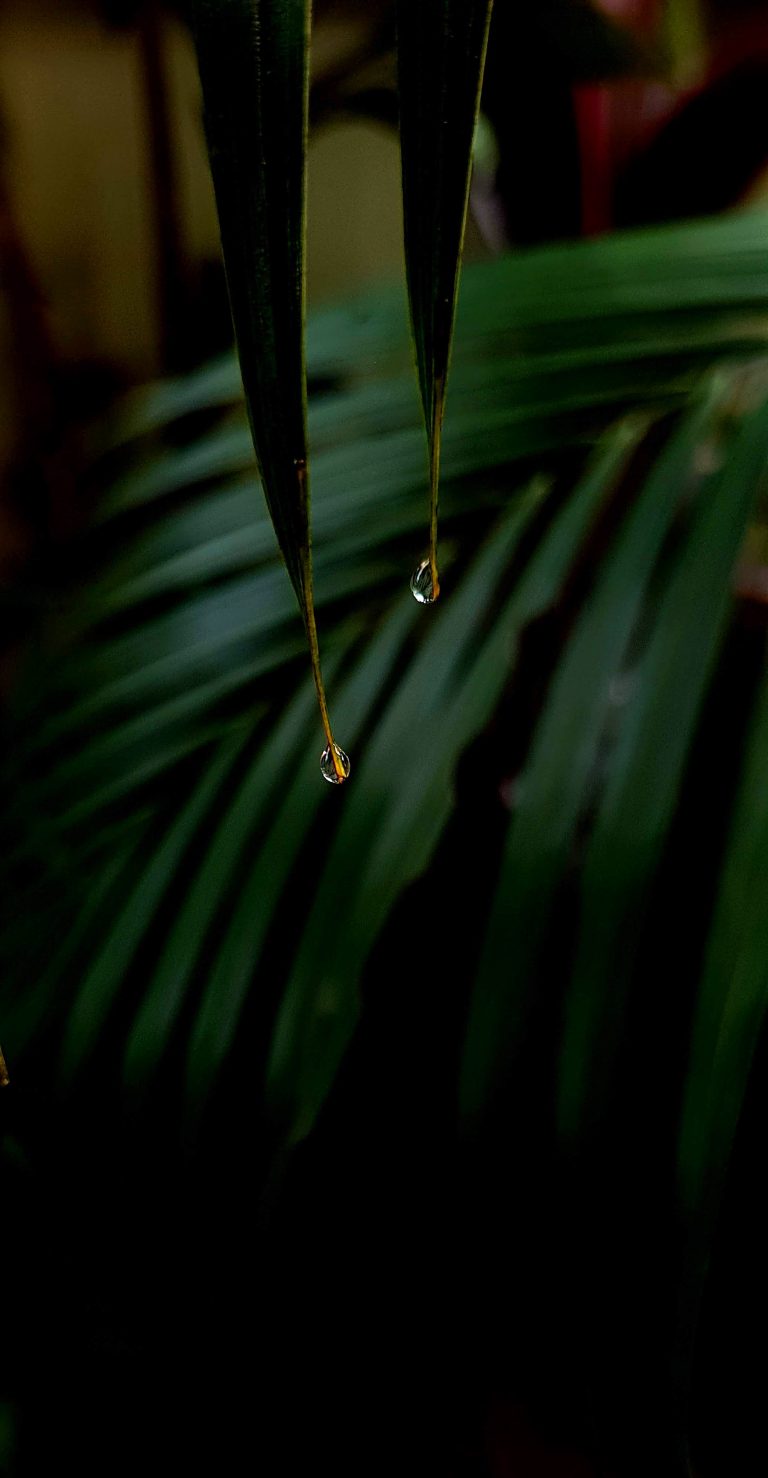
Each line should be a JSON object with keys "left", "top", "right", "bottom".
{"left": 3, "top": 210, "right": 768, "bottom": 1470}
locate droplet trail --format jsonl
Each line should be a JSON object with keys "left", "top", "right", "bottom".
{"left": 320, "top": 743, "right": 351, "bottom": 785}
{"left": 410, "top": 558, "right": 439, "bottom": 605}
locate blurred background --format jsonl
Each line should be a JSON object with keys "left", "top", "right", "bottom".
{"left": 0, "top": 0, "right": 412, "bottom": 612}
{"left": 3, "top": 0, "right": 768, "bottom": 615}
{"left": 3, "top": 1, "right": 768, "bottom": 584}
{"left": 3, "top": 2, "right": 768, "bottom": 1475}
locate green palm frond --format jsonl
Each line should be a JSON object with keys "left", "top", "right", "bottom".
{"left": 2, "top": 219, "right": 768, "bottom": 1450}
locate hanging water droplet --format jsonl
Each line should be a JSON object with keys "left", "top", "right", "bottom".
{"left": 320, "top": 742, "right": 351, "bottom": 785}
{"left": 410, "top": 558, "right": 438, "bottom": 605}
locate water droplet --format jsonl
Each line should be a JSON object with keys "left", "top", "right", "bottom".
{"left": 410, "top": 558, "right": 438, "bottom": 605}
{"left": 320, "top": 742, "right": 351, "bottom": 785}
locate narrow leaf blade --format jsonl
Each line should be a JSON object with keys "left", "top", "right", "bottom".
{"left": 460, "top": 389, "right": 721, "bottom": 1131}
{"left": 559, "top": 386, "right": 768, "bottom": 1140}
{"left": 679, "top": 656, "right": 768, "bottom": 1221}
{"left": 193, "top": 0, "right": 309, "bottom": 598}
{"left": 194, "top": 0, "right": 344, "bottom": 770}
{"left": 397, "top": 0, "right": 494, "bottom": 592}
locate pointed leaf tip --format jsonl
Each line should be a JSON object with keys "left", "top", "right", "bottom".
{"left": 193, "top": 0, "right": 341, "bottom": 759}
{"left": 397, "top": 0, "right": 494, "bottom": 594}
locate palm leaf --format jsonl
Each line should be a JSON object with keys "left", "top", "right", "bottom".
{"left": 3, "top": 216, "right": 768, "bottom": 1209}
{"left": 397, "top": 0, "right": 494, "bottom": 599}
{"left": 4, "top": 219, "right": 768, "bottom": 1462}
{"left": 557, "top": 380, "right": 768, "bottom": 1142}
{"left": 193, "top": 0, "right": 346, "bottom": 776}
{"left": 458, "top": 385, "right": 723, "bottom": 1128}
{"left": 679, "top": 654, "right": 768, "bottom": 1224}
{"left": 58, "top": 728, "right": 252, "bottom": 1084}
{"left": 183, "top": 601, "right": 414, "bottom": 1113}
{"left": 674, "top": 637, "right": 768, "bottom": 1387}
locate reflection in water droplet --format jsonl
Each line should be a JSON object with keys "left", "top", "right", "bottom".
{"left": 320, "top": 742, "right": 351, "bottom": 785}
{"left": 410, "top": 558, "right": 438, "bottom": 605}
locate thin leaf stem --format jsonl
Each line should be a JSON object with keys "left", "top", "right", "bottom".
{"left": 300, "top": 545, "right": 346, "bottom": 781}
{"left": 428, "top": 376, "right": 445, "bottom": 599}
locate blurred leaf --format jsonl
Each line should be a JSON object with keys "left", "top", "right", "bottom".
{"left": 672, "top": 633, "right": 768, "bottom": 1407}
{"left": 2, "top": 845, "right": 141, "bottom": 1058}
{"left": 58, "top": 729, "right": 251, "bottom": 1084}
{"left": 558, "top": 382, "right": 768, "bottom": 1141}
{"left": 103, "top": 209, "right": 768, "bottom": 476}
{"left": 679, "top": 652, "right": 768, "bottom": 1221}
{"left": 457, "top": 391, "right": 717, "bottom": 1128}
{"left": 183, "top": 599, "right": 415, "bottom": 1113}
